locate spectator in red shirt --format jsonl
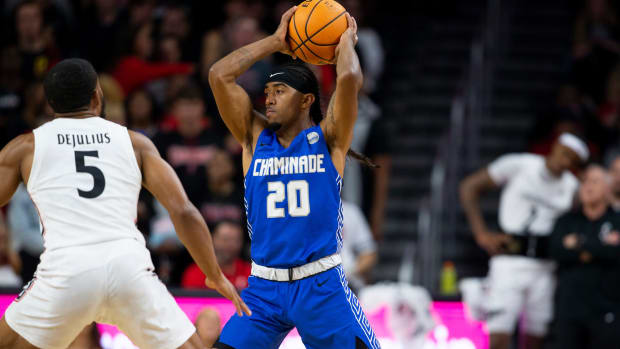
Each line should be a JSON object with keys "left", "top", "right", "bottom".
{"left": 182, "top": 220, "right": 250, "bottom": 290}
{"left": 112, "top": 22, "right": 193, "bottom": 96}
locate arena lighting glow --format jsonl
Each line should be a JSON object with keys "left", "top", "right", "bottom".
{"left": 0, "top": 295, "right": 488, "bottom": 349}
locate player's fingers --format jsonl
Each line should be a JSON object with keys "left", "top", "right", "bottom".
{"left": 281, "top": 6, "right": 297, "bottom": 24}
{"left": 345, "top": 12, "right": 353, "bottom": 27}
{"left": 486, "top": 242, "right": 499, "bottom": 255}
{"left": 232, "top": 294, "right": 243, "bottom": 316}
{"left": 240, "top": 299, "right": 252, "bottom": 316}
{"left": 352, "top": 17, "right": 358, "bottom": 43}
{"left": 282, "top": 47, "right": 297, "bottom": 60}
{"left": 498, "top": 233, "right": 509, "bottom": 240}
{"left": 486, "top": 246, "right": 495, "bottom": 256}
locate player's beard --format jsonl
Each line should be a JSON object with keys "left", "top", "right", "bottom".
{"left": 258, "top": 110, "right": 281, "bottom": 131}
{"left": 267, "top": 122, "right": 282, "bottom": 131}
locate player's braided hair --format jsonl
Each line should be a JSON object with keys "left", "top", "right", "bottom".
{"left": 283, "top": 63, "right": 378, "bottom": 169}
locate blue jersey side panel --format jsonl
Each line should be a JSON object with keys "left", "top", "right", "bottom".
{"left": 244, "top": 125, "right": 342, "bottom": 268}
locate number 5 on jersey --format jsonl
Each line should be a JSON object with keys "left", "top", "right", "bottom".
{"left": 266, "top": 180, "right": 310, "bottom": 218}
{"left": 75, "top": 151, "right": 106, "bottom": 199}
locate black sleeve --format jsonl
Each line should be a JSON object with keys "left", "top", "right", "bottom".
{"left": 582, "top": 217, "right": 620, "bottom": 262}
{"left": 549, "top": 214, "right": 582, "bottom": 265}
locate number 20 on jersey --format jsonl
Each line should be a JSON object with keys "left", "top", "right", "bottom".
{"left": 266, "top": 180, "right": 310, "bottom": 218}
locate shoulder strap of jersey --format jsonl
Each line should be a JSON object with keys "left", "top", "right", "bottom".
{"left": 256, "top": 128, "right": 274, "bottom": 147}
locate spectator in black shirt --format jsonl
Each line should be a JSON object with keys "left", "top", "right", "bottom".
{"left": 609, "top": 155, "right": 620, "bottom": 210}
{"left": 11, "top": 0, "right": 61, "bottom": 83}
{"left": 0, "top": 47, "right": 27, "bottom": 148}
{"left": 550, "top": 164, "right": 620, "bottom": 349}
{"left": 152, "top": 85, "right": 222, "bottom": 205}
{"left": 77, "top": 0, "right": 126, "bottom": 72}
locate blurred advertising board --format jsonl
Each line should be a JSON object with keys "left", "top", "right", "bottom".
{"left": 0, "top": 294, "right": 487, "bottom": 348}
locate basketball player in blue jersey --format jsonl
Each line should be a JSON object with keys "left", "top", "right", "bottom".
{"left": 208, "top": 6, "right": 381, "bottom": 349}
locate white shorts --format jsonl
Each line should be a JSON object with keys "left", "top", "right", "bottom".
{"left": 485, "top": 255, "right": 556, "bottom": 336}
{"left": 4, "top": 243, "right": 195, "bottom": 349}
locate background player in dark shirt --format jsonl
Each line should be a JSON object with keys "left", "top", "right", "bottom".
{"left": 549, "top": 164, "right": 620, "bottom": 349}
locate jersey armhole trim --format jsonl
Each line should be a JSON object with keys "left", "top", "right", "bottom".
{"left": 315, "top": 126, "right": 341, "bottom": 178}
{"left": 124, "top": 128, "right": 143, "bottom": 182}
{"left": 243, "top": 128, "right": 270, "bottom": 179}
{"left": 26, "top": 130, "right": 40, "bottom": 193}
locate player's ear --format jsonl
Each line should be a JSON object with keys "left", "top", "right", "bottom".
{"left": 301, "top": 93, "right": 315, "bottom": 111}
{"left": 91, "top": 80, "right": 102, "bottom": 109}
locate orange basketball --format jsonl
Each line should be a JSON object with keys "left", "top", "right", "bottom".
{"left": 287, "top": 0, "right": 348, "bottom": 65}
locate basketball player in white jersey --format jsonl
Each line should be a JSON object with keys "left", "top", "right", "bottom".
{"left": 459, "top": 133, "right": 588, "bottom": 349}
{"left": 0, "top": 58, "right": 251, "bottom": 349}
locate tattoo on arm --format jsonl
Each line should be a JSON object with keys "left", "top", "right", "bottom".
{"left": 323, "top": 95, "right": 338, "bottom": 144}
{"left": 327, "top": 96, "right": 336, "bottom": 127}
{"left": 236, "top": 48, "right": 254, "bottom": 71}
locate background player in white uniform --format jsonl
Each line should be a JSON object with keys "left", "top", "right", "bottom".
{"left": 341, "top": 201, "right": 378, "bottom": 293}
{"left": 0, "top": 58, "right": 250, "bottom": 349}
{"left": 459, "top": 133, "right": 588, "bottom": 349}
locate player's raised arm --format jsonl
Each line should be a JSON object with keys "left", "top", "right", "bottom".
{"left": 0, "top": 134, "right": 33, "bottom": 207}
{"left": 209, "top": 6, "right": 298, "bottom": 147}
{"left": 129, "top": 131, "right": 251, "bottom": 316}
{"left": 321, "top": 13, "right": 363, "bottom": 174}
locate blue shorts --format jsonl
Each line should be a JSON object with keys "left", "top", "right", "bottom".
{"left": 214, "top": 265, "right": 380, "bottom": 349}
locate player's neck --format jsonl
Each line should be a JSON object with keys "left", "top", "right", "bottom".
{"left": 276, "top": 117, "right": 312, "bottom": 148}
{"left": 544, "top": 158, "right": 562, "bottom": 178}
{"left": 54, "top": 110, "right": 99, "bottom": 119}
{"left": 583, "top": 201, "right": 608, "bottom": 220}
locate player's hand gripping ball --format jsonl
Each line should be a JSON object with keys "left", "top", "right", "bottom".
{"left": 287, "top": 0, "right": 348, "bottom": 65}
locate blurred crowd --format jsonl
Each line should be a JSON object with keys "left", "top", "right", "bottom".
{"left": 529, "top": 0, "right": 620, "bottom": 164}
{"left": 0, "top": 0, "right": 390, "bottom": 293}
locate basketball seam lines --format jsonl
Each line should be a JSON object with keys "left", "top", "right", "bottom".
{"left": 294, "top": 10, "right": 347, "bottom": 62}
{"left": 288, "top": 33, "right": 300, "bottom": 47}
{"left": 294, "top": 10, "right": 346, "bottom": 52}
{"left": 299, "top": 40, "right": 332, "bottom": 62}
{"left": 303, "top": 0, "right": 325, "bottom": 45}
{"left": 290, "top": 4, "right": 347, "bottom": 55}
{"left": 306, "top": 10, "right": 346, "bottom": 47}
{"left": 303, "top": 0, "right": 345, "bottom": 47}
{"left": 292, "top": 11, "right": 309, "bottom": 60}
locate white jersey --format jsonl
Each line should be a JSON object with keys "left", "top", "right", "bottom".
{"left": 27, "top": 117, "right": 145, "bottom": 269}
{"left": 6, "top": 116, "right": 196, "bottom": 349}
{"left": 488, "top": 153, "right": 578, "bottom": 236}
{"left": 341, "top": 201, "right": 376, "bottom": 290}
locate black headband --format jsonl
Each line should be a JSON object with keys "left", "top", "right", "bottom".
{"left": 265, "top": 66, "right": 315, "bottom": 95}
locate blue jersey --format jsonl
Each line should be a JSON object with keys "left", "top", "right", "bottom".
{"left": 244, "top": 125, "right": 343, "bottom": 268}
